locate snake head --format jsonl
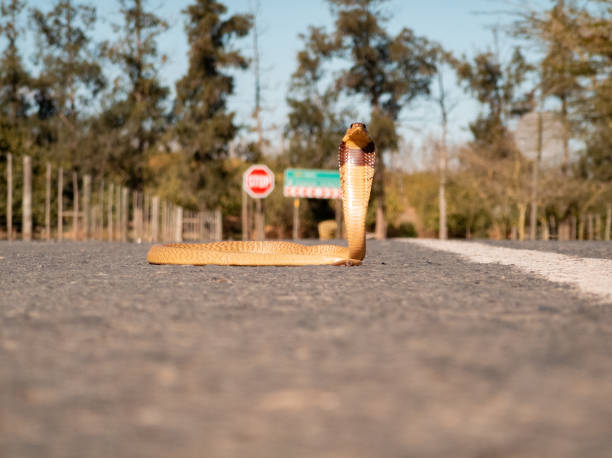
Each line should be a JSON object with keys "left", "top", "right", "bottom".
{"left": 343, "top": 123, "right": 374, "bottom": 151}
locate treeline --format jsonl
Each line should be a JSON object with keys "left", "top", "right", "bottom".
{"left": 281, "top": 0, "right": 612, "bottom": 240}
{"left": 1, "top": 0, "right": 611, "bottom": 240}
{"left": 0, "top": 0, "right": 251, "bottom": 237}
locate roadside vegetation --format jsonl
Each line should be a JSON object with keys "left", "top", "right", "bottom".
{"left": 1, "top": 0, "right": 610, "bottom": 240}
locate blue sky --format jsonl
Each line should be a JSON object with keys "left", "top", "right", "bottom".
{"left": 23, "top": 0, "right": 541, "bottom": 165}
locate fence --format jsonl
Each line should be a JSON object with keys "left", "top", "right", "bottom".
{"left": 1, "top": 154, "right": 222, "bottom": 243}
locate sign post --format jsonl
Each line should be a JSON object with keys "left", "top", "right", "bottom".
{"left": 243, "top": 165, "right": 275, "bottom": 240}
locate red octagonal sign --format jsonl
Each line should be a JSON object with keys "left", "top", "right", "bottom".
{"left": 243, "top": 164, "right": 275, "bottom": 199}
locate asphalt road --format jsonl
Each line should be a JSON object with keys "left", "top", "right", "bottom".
{"left": 1, "top": 240, "right": 612, "bottom": 458}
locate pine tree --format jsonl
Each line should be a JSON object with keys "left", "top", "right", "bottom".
{"left": 0, "top": 0, "right": 30, "bottom": 230}
{"left": 0, "top": 0, "right": 30, "bottom": 154}
{"left": 31, "top": 0, "right": 105, "bottom": 166}
{"left": 101, "top": 0, "right": 169, "bottom": 187}
{"left": 306, "top": 0, "right": 436, "bottom": 238}
{"left": 456, "top": 47, "right": 532, "bottom": 160}
{"left": 285, "top": 26, "right": 352, "bottom": 169}
{"left": 172, "top": 0, "right": 251, "bottom": 207}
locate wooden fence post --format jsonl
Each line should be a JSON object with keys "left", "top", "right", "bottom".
{"left": 143, "top": 192, "right": 150, "bottom": 241}
{"left": 137, "top": 192, "right": 143, "bottom": 242}
{"left": 175, "top": 206, "right": 183, "bottom": 242}
{"left": 115, "top": 185, "right": 121, "bottom": 241}
{"left": 540, "top": 216, "right": 549, "bottom": 241}
{"left": 587, "top": 213, "right": 594, "bottom": 240}
{"left": 72, "top": 171, "right": 79, "bottom": 241}
{"left": 22, "top": 156, "right": 32, "bottom": 241}
{"left": 168, "top": 202, "right": 173, "bottom": 241}
{"left": 595, "top": 214, "right": 602, "bottom": 241}
{"left": 83, "top": 175, "right": 91, "bottom": 239}
{"left": 132, "top": 191, "right": 139, "bottom": 243}
{"left": 161, "top": 200, "right": 167, "bottom": 241}
{"left": 132, "top": 191, "right": 137, "bottom": 242}
{"left": 98, "top": 180, "right": 105, "bottom": 240}
{"left": 6, "top": 153, "right": 12, "bottom": 241}
{"left": 121, "top": 187, "right": 128, "bottom": 242}
{"left": 151, "top": 196, "right": 159, "bottom": 242}
{"left": 45, "top": 163, "right": 51, "bottom": 240}
{"left": 605, "top": 203, "right": 611, "bottom": 242}
{"left": 58, "top": 167, "right": 63, "bottom": 241}
{"left": 108, "top": 183, "right": 114, "bottom": 241}
{"left": 197, "top": 212, "right": 203, "bottom": 240}
{"left": 215, "top": 208, "right": 222, "bottom": 241}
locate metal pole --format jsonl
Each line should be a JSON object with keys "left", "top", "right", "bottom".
{"left": 242, "top": 189, "right": 248, "bottom": 241}
{"left": 293, "top": 198, "right": 300, "bottom": 240}
{"left": 255, "top": 198, "right": 264, "bottom": 240}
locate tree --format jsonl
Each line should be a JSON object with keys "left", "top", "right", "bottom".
{"left": 0, "top": 0, "right": 30, "bottom": 156}
{"left": 170, "top": 0, "right": 251, "bottom": 208}
{"left": 283, "top": 26, "right": 354, "bottom": 237}
{"left": 430, "top": 47, "right": 458, "bottom": 239}
{"left": 327, "top": 0, "right": 436, "bottom": 238}
{"left": 0, "top": 0, "right": 30, "bottom": 232}
{"left": 285, "top": 26, "right": 352, "bottom": 169}
{"left": 515, "top": 0, "right": 611, "bottom": 233}
{"left": 31, "top": 0, "right": 105, "bottom": 166}
{"left": 101, "top": 0, "right": 169, "bottom": 187}
{"left": 285, "top": 0, "right": 435, "bottom": 238}
{"left": 573, "top": 0, "right": 612, "bottom": 182}
{"left": 455, "top": 47, "right": 534, "bottom": 238}
{"left": 514, "top": 0, "right": 593, "bottom": 174}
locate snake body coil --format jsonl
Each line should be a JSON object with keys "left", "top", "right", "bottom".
{"left": 146, "top": 123, "right": 375, "bottom": 266}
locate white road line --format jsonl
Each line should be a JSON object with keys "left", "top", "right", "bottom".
{"left": 403, "top": 239, "right": 612, "bottom": 303}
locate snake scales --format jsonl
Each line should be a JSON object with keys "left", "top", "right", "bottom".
{"left": 146, "top": 123, "right": 375, "bottom": 266}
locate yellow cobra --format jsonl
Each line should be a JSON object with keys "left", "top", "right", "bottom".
{"left": 146, "top": 123, "right": 375, "bottom": 266}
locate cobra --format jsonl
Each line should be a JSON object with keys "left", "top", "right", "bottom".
{"left": 146, "top": 123, "right": 375, "bottom": 266}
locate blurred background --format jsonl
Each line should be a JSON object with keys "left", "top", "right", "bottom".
{"left": 0, "top": 0, "right": 610, "bottom": 242}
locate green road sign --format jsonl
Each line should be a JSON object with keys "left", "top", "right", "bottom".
{"left": 283, "top": 168, "right": 341, "bottom": 199}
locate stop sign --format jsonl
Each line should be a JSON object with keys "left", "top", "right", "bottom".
{"left": 243, "top": 164, "right": 275, "bottom": 198}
